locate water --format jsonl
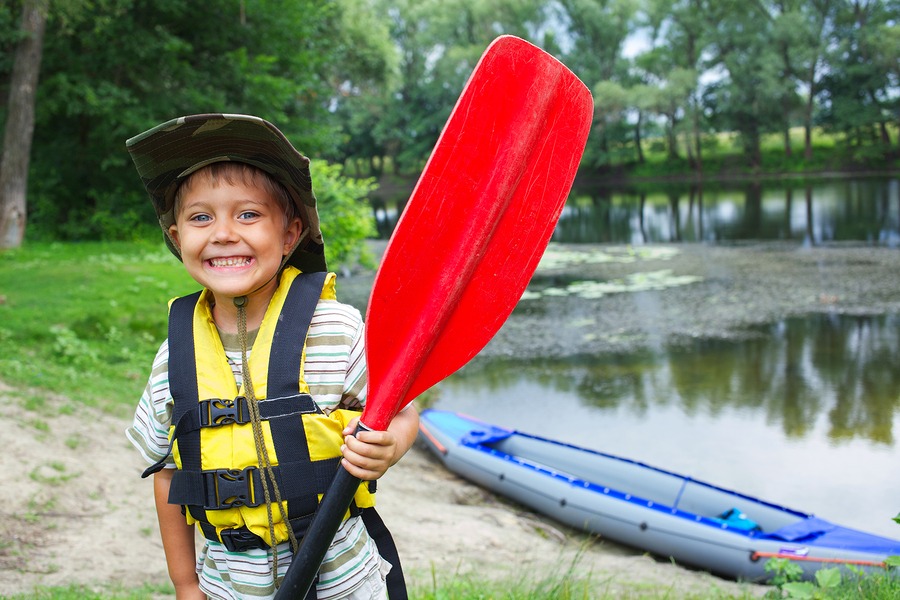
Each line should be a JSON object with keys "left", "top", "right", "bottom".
{"left": 371, "top": 176, "right": 900, "bottom": 245}
{"left": 370, "top": 175, "right": 900, "bottom": 539}
{"left": 430, "top": 313, "right": 900, "bottom": 539}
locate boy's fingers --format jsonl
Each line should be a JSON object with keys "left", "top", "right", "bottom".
{"left": 351, "top": 428, "right": 391, "bottom": 445}
{"left": 343, "top": 435, "right": 393, "bottom": 460}
{"left": 340, "top": 453, "right": 387, "bottom": 480}
{"left": 342, "top": 416, "right": 360, "bottom": 435}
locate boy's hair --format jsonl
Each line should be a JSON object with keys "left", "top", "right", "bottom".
{"left": 173, "top": 162, "right": 300, "bottom": 227}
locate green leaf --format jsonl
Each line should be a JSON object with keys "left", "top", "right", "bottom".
{"left": 782, "top": 582, "right": 816, "bottom": 599}
{"left": 884, "top": 555, "right": 900, "bottom": 569}
{"left": 814, "top": 567, "right": 841, "bottom": 589}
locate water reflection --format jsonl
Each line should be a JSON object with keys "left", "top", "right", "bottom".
{"left": 371, "top": 177, "right": 900, "bottom": 245}
{"left": 437, "top": 313, "right": 900, "bottom": 445}
{"left": 558, "top": 178, "right": 900, "bottom": 246}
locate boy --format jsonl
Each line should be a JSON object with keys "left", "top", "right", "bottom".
{"left": 124, "top": 114, "right": 418, "bottom": 600}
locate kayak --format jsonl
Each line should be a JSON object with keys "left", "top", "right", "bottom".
{"left": 418, "top": 409, "right": 900, "bottom": 582}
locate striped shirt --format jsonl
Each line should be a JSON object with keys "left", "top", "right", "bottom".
{"left": 126, "top": 297, "right": 384, "bottom": 599}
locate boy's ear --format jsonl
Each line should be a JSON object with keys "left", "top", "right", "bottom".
{"left": 167, "top": 224, "right": 181, "bottom": 250}
{"left": 283, "top": 217, "right": 303, "bottom": 256}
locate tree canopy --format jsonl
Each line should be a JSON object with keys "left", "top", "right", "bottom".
{"left": 1, "top": 0, "right": 898, "bottom": 249}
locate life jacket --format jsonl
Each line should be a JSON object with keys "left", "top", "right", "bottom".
{"left": 142, "top": 267, "right": 375, "bottom": 550}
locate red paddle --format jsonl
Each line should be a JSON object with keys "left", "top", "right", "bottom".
{"left": 275, "top": 35, "right": 593, "bottom": 598}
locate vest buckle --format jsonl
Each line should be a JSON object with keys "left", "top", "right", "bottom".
{"left": 207, "top": 467, "right": 261, "bottom": 509}
{"left": 200, "top": 397, "right": 248, "bottom": 427}
{"left": 219, "top": 526, "right": 268, "bottom": 552}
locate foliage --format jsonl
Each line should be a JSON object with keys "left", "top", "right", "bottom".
{"left": 781, "top": 568, "right": 842, "bottom": 599}
{"left": 1, "top": 0, "right": 394, "bottom": 244}
{"left": 311, "top": 161, "right": 378, "bottom": 271}
{"left": 360, "top": 0, "right": 549, "bottom": 175}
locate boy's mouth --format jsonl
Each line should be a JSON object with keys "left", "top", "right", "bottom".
{"left": 208, "top": 256, "right": 252, "bottom": 268}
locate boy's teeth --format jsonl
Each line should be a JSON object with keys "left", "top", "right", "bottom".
{"left": 210, "top": 257, "right": 250, "bottom": 267}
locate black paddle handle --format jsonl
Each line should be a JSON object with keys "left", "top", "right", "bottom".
{"left": 274, "top": 428, "right": 365, "bottom": 599}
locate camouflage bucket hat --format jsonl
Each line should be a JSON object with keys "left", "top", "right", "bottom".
{"left": 125, "top": 113, "right": 326, "bottom": 273}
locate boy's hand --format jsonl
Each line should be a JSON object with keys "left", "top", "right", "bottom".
{"left": 340, "top": 418, "right": 397, "bottom": 480}
{"left": 340, "top": 406, "right": 419, "bottom": 481}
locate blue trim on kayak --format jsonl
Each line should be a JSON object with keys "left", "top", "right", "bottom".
{"left": 465, "top": 435, "right": 775, "bottom": 539}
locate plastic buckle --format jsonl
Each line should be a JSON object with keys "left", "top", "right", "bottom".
{"left": 219, "top": 527, "right": 267, "bottom": 552}
{"left": 208, "top": 467, "right": 260, "bottom": 509}
{"left": 201, "top": 397, "right": 247, "bottom": 427}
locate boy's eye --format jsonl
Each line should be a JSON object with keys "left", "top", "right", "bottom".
{"left": 238, "top": 211, "right": 260, "bottom": 220}
{"left": 189, "top": 214, "right": 211, "bottom": 222}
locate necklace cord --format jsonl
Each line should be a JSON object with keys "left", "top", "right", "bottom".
{"left": 235, "top": 295, "right": 299, "bottom": 585}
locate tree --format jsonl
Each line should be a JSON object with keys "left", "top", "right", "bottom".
{"left": 365, "top": 0, "right": 547, "bottom": 174}
{"left": 703, "top": 0, "right": 784, "bottom": 169}
{"left": 819, "top": 0, "right": 899, "bottom": 158}
{"left": 795, "top": 0, "right": 837, "bottom": 160}
{"left": 15, "top": 0, "right": 394, "bottom": 244}
{"left": 556, "top": 0, "right": 639, "bottom": 168}
{"left": 0, "top": 0, "right": 47, "bottom": 249}
{"left": 642, "top": 0, "right": 710, "bottom": 171}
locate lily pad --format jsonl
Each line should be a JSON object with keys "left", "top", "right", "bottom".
{"left": 523, "top": 269, "right": 703, "bottom": 301}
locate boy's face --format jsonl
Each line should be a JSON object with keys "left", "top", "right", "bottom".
{"left": 168, "top": 178, "right": 302, "bottom": 306}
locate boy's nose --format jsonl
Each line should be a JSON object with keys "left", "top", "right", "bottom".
{"left": 212, "top": 219, "right": 239, "bottom": 242}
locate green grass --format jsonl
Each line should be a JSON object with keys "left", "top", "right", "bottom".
{"left": 613, "top": 126, "right": 899, "bottom": 182}
{"left": 0, "top": 583, "right": 173, "bottom": 600}
{"left": 7, "top": 569, "right": 899, "bottom": 600}
{"left": 0, "top": 241, "right": 197, "bottom": 415}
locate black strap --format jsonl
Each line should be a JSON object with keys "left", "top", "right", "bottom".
{"left": 362, "top": 508, "right": 408, "bottom": 600}
{"left": 168, "top": 292, "right": 203, "bottom": 420}
{"left": 167, "top": 291, "right": 204, "bottom": 476}
{"left": 168, "top": 458, "right": 341, "bottom": 510}
{"left": 142, "top": 394, "right": 323, "bottom": 478}
{"left": 268, "top": 271, "right": 327, "bottom": 399}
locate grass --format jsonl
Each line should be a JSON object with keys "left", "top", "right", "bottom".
{"left": 592, "top": 126, "right": 899, "bottom": 183}
{"left": 6, "top": 568, "right": 900, "bottom": 600}
{"left": 0, "top": 583, "right": 173, "bottom": 599}
{"left": 0, "top": 240, "right": 197, "bottom": 415}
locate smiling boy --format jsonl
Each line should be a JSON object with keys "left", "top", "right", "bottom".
{"left": 124, "top": 114, "right": 417, "bottom": 600}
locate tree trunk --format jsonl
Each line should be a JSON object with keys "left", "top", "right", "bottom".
{"left": 692, "top": 100, "right": 703, "bottom": 175}
{"left": 878, "top": 120, "right": 891, "bottom": 147}
{"left": 783, "top": 124, "right": 792, "bottom": 158}
{"left": 0, "top": 0, "right": 47, "bottom": 249}
{"left": 666, "top": 114, "right": 679, "bottom": 160}
{"left": 634, "top": 111, "right": 644, "bottom": 164}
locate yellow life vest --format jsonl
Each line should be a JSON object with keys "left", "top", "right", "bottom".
{"left": 146, "top": 267, "right": 375, "bottom": 550}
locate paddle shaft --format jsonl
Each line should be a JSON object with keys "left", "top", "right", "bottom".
{"left": 276, "top": 461, "right": 361, "bottom": 597}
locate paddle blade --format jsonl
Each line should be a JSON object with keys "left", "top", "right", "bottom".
{"left": 363, "top": 35, "right": 593, "bottom": 430}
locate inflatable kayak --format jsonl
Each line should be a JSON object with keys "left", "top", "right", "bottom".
{"left": 418, "top": 409, "right": 900, "bottom": 582}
